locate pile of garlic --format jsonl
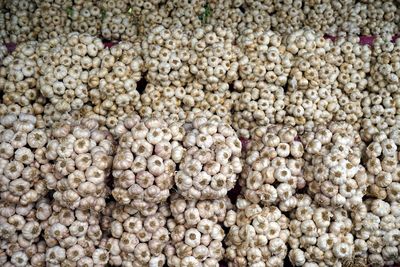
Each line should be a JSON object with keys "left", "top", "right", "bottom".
{"left": 175, "top": 115, "right": 242, "bottom": 200}
{"left": 46, "top": 118, "right": 114, "bottom": 212}
{"left": 302, "top": 122, "right": 368, "bottom": 211}
{"left": 240, "top": 124, "right": 305, "bottom": 212}
{"left": 112, "top": 116, "right": 185, "bottom": 213}
{"left": 1, "top": 1, "right": 400, "bottom": 266}
{"left": 101, "top": 201, "right": 171, "bottom": 266}
{"left": 167, "top": 193, "right": 232, "bottom": 266}
{"left": 224, "top": 197, "right": 290, "bottom": 266}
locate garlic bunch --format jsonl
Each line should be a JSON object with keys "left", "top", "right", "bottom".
{"left": 284, "top": 30, "right": 338, "bottom": 130}
{"left": 0, "top": 113, "right": 49, "bottom": 205}
{"left": 42, "top": 203, "right": 106, "bottom": 266}
{"left": 101, "top": 0, "right": 138, "bottom": 42}
{"left": 331, "top": 36, "right": 369, "bottom": 130}
{"left": 0, "top": 41, "right": 46, "bottom": 111}
{"left": 138, "top": 82, "right": 234, "bottom": 126}
{"left": 232, "top": 29, "right": 292, "bottom": 137}
{"left": 364, "top": 130, "right": 400, "bottom": 202}
{"left": 67, "top": 1, "right": 102, "bottom": 37}
{"left": 38, "top": 33, "right": 103, "bottom": 123}
{"left": 288, "top": 195, "right": 356, "bottom": 266}
{"left": 352, "top": 199, "right": 400, "bottom": 266}
{"left": 86, "top": 40, "right": 143, "bottom": 124}
{"left": 224, "top": 197, "right": 290, "bottom": 266}
{"left": 31, "top": 1, "right": 71, "bottom": 41}
{"left": 240, "top": 125, "right": 305, "bottom": 212}
{"left": 1, "top": 0, "right": 37, "bottom": 43}
{"left": 46, "top": 118, "right": 114, "bottom": 212}
{"left": 302, "top": 122, "right": 368, "bottom": 211}
{"left": 112, "top": 116, "right": 185, "bottom": 212}
{"left": 190, "top": 25, "right": 239, "bottom": 90}
{"left": 142, "top": 25, "right": 193, "bottom": 87}
{"left": 100, "top": 201, "right": 171, "bottom": 266}
{"left": 166, "top": 193, "right": 232, "bottom": 266}
{"left": 0, "top": 199, "right": 51, "bottom": 267}
{"left": 175, "top": 115, "right": 242, "bottom": 200}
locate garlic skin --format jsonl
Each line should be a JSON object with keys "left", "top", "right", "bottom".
{"left": 175, "top": 115, "right": 242, "bottom": 200}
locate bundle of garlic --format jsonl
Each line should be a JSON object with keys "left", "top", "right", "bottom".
{"left": 41, "top": 203, "right": 107, "bottom": 265}
{"left": 235, "top": 2, "right": 274, "bottom": 35}
{"left": 189, "top": 25, "right": 240, "bottom": 90}
{"left": 67, "top": 0, "right": 102, "bottom": 37}
{"left": 284, "top": 30, "right": 339, "bottom": 130}
{"left": 0, "top": 198, "right": 51, "bottom": 267}
{"left": 0, "top": 114, "right": 49, "bottom": 206}
{"left": 100, "top": 201, "right": 171, "bottom": 266}
{"left": 364, "top": 130, "right": 400, "bottom": 202}
{"left": 0, "top": 41, "right": 46, "bottom": 111}
{"left": 360, "top": 37, "right": 400, "bottom": 140}
{"left": 175, "top": 115, "right": 242, "bottom": 200}
{"left": 142, "top": 25, "right": 193, "bottom": 87}
{"left": 138, "top": 82, "right": 235, "bottom": 128}
{"left": 100, "top": 0, "right": 138, "bottom": 42}
{"left": 111, "top": 116, "right": 185, "bottom": 213}
{"left": 224, "top": 197, "right": 290, "bottom": 266}
{"left": 330, "top": 36, "right": 369, "bottom": 130}
{"left": 1, "top": 0, "right": 37, "bottom": 43}
{"left": 231, "top": 29, "right": 292, "bottom": 137}
{"left": 45, "top": 118, "right": 114, "bottom": 212}
{"left": 31, "top": 1, "right": 71, "bottom": 41}
{"left": 302, "top": 122, "right": 368, "bottom": 211}
{"left": 351, "top": 199, "right": 400, "bottom": 266}
{"left": 343, "top": 0, "right": 399, "bottom": 36}
{"left": 166, "top": 193, "right": 232, "bottom": 266}
{"left": 288, "top": 195, "right": 356, "bottom": 266}
{"left": 37, "top": 33, "right": 103, "bottom": 123}
{"left": 268, "top": 0, "right": 305, "bottom": 35}
{"left": 239, "top": 125, "right": 305, "bottom": 212}
{"left": 87, "top": 40, "right": 143, "bottom": 121}
{"left": 38, "top": 33, "right": 143, "bottom": 126}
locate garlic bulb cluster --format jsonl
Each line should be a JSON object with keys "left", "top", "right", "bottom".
{"left": 0, "top": 114, "right": 48, "bottom": 205}
{"left": 352, "top": 199, "right": 400, "bottom": 266}
{"left": 0, "top": 199, "right": 50, "bottom": 267}
{"left": 1, "top": 1, "right": 400, "bottom": 266}
{"left": 240, "top": 125, "right": 305, "bottom": 211}
{"left": 175, "top": 115, "right": 242, "bottom": 200}
{"left": 167, "top": 193, "right": 232, "bottom": 266}
{"left": 288, "top": 195, "right": 356, "bottom": 266}
{"left": 364, "top": 130, "right": 400, "bottom": 202}
{"left": 1, "top": 0, "right": 37, "bottom": 43}
{"left": 31, "top": 1, "right": 71, "bottom": 41}
{"left": 224, "top": 197, "right": 290, "bottom": 267}
{"left": 46, "top": 118, "right": 114, "bottom": 212}
{"left": 112, "top": 116, "right": 185, "bottom": 212}
{"left": 101, "top": 201, "right": 171, "bottom": 266}
{"left": 42, "top": 204, "right": 106, "bottom": 266}
{"left": 302, "top": 122, "right": 368, "bottom": 211}
{"left": 0, "top": 41, "right": 45, "bottom": 111}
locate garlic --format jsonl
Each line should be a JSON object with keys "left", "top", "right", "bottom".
{"left": 48, "top": 118, "right": 114, "bottom": 212}
{"left": 175, "top": 115, "right": 242, "bottom": 200}
{"left": 112, "top": 116, "right": 184, "bottom": 212}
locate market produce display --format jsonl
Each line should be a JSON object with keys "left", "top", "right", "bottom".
{"left": 1, "top": 0, "right": 400, "bottom": 266}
